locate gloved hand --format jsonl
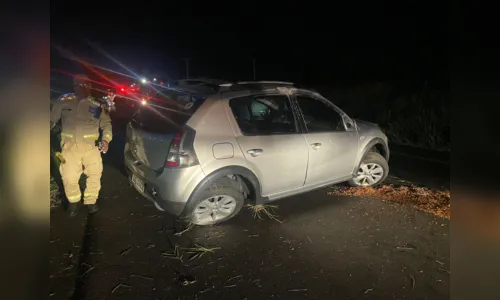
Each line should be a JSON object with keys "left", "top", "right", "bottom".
{"left": 98, "top": 140, "right": 109, "bottom": 153}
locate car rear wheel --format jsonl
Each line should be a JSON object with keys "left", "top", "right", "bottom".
{"left": 186, "top": 178, "right": 245, "bottom": 226}
{"left": 348, "top": 152, "right": 389, "bottom": 187}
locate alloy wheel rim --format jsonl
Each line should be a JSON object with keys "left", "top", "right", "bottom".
{"left": 354, "top": 163, "right": 384, "bottom": 186}
{"left": 193, "top": 195, "right": 237, "bottom": 225}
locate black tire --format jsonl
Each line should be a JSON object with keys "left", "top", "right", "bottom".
{"left": 183, "top": 177, "right": 245, "bottom": 226}
{"left": 348, "top": 151, "right": 389, "bottom": 187}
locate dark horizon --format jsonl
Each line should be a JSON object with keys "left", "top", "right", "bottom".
{"left": 50, "top": 9, "right": 447, "bottom": 89}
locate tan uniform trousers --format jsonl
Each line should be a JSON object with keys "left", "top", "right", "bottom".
{"left": 59, "top": 141, "right": 103, "bottom": 204}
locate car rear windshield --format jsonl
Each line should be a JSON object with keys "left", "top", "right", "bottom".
{"left": 131, "top": 89, "right": 205, "bottom": 133}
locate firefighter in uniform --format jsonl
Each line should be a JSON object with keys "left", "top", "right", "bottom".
{"left": 50, "top": 74, "right": 112, "bottom": 217}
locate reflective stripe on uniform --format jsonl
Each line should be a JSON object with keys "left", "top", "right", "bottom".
{"left": 83, "top": 134, "right": 99, "bottom": 139}
{"left": 59, "top": 93, "right": 76, "bottom": 101}
{"left": 67, "top": 193, "right": 81, "bottom": 201}
{"left": 88, "top": 98, "right": 101, "bottom": 106}
{"left": 61, "top": 133, "right": 74, "bottom": 138}
{"left": 84, "top": 192, "right": 98, "bottom": 198}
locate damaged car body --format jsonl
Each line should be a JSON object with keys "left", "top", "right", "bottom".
{"left": 125, "top": 81, "right": 390, "bottom": 225}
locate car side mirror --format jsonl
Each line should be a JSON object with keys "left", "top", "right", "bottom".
{"left": 345, "top": 120, "right": 354, "bottom": 129}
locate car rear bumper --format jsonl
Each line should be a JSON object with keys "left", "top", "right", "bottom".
{"left": 124, "top": 147, "right": 205, "bottom": 216}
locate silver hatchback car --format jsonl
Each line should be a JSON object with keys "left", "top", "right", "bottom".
{"left": 125, "top": 82, "right": 390, "bottom": 225}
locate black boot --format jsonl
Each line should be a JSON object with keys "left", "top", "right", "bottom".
{"left": 67, "top": 202, "right": 79, "bottom": 218}
{"left": 86, "top": 203, "right": 99, "bottom": 214}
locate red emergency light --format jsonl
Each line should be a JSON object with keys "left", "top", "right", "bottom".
{"left": 117, "top": 86, "right": 128, "bottom": 94}
{"left": 117, "top": 84, "right": 141, "bottom": 93}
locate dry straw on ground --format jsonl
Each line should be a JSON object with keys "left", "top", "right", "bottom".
{"left": 183, "top": 244, "right": 221, "bottom": 260}
{"left": 246, "top": 204, "right": 283, "bottom": 223}
{"left": 328, "top": 184, "right": 450, "bottom": 219}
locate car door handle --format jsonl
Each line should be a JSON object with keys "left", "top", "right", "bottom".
{"left": 311, "top": 143, "right": 322, "bottom": 150}
{"left": 247, "top": 149, "right": 263, "bottom": 157}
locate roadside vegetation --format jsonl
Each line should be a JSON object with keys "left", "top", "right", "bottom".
{"left": 377, "top": 91, "right": 449, "bottom": 151}
{"left": 317, "top": 81, "right": 450, "bottom": 151}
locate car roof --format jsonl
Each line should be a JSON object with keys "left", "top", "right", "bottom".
{"left": 171, "top": 78, "right": 229, "bottom": 96}
{"left": 177, "top": 78, "right": 229, "bottom": 85}
{"left": 164, "top": 80, "right": 318, "bottom": 101}
{"left": 216, "top": 81, "right": 319, "bottom": 99}
{"left": 219, "top": 81, "right": 297, "bottom": 91}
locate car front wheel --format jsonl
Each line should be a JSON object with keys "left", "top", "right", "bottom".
{"left": 348, "top": 152, "right": 389, "bottom": 187}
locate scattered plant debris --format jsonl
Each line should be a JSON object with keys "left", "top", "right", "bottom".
{"left": 161, "top": 244, "right": 183, "bottom": 262}
{"left": 199, "top": 286, "right": 216, "bottom": 294}
{"left": 79, "top": 266, "right": 95, "bottom": 278}
{"left": 130, "top": 274, "right": 153, "bottom": 281}
{"left": 183, "top": 244, "right": 221, "bottom": 260}
{"left": 328, "top": 184, "right": 450, "bottom": 219}
{"left": 120, "top": 246, "right": 132, "bottom": 256}
{"left": 246, "top": 204, "right": 283, "bottom": 223}
{"left": 175, "top": 272, "right": 196, "bottom": 286}
{"left": 227, "top": 275, "right": 243, "bottom": 282}
{"left": 409, "top": 274, "right": 416, "bottom": 289}
{"left": 438, "top": 268, "right": 451, "bottom": 275}
{"left": 174, "top": 221, "right": 195, "bottom": 236}
{"left": 162, "top": 243, "right": 221, "bottom": 261}
{"left": 111, "top": 283, "right": 131, "bottom": 294}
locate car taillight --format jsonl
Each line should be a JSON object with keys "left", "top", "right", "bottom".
{"left": 165, "top": 127, "right": 199, "bottom": 168}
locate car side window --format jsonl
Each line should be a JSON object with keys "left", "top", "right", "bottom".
{"left": 229, "top": 95, "right": 297, "bottom": 135}
{"left": 295, "top": 96, "right": 345, "bottom": 132}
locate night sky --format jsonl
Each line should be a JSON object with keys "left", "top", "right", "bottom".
{"left": 50, "top": 2, "right": 447, "bottom": 89}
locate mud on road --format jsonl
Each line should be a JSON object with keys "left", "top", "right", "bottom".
{"left": 50, "top": 119, "right": 450, "bottom": 300}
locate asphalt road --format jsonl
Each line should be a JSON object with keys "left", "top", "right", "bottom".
{"left": 49, "top": 117, "right": 450, "bottom": 300}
